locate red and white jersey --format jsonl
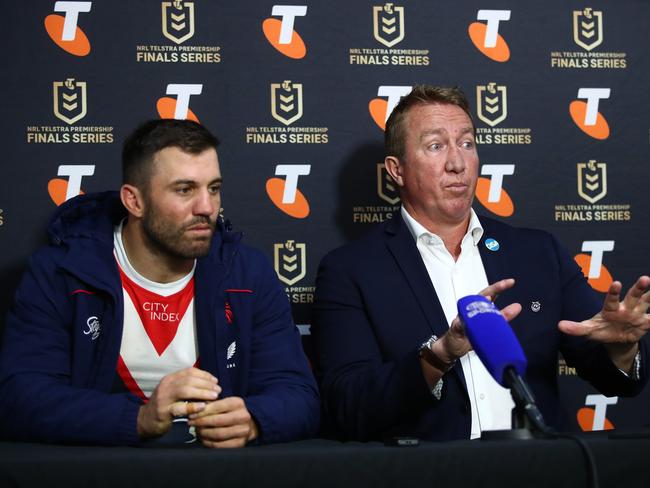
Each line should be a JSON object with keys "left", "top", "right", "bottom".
{"left": 113, "top": 222, "right": 198, "bottom": 400}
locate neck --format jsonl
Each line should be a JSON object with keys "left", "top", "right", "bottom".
{"left": 121, "top": 219, "right": 194, "bottom": 283}
{"left": 404, "top": 205, "right": 470, "bottom": 261}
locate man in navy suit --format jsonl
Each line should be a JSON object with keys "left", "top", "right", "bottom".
{"left": 313, "top": 85, "right": 650, "bottom": 442}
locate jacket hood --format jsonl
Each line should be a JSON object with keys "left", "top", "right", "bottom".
{"left": 48, "top": 191, "right": 127, "bottom": 246}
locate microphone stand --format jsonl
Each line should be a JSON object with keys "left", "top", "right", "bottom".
{"left": 481, "top": 367, "right": 552, "bottom": 440}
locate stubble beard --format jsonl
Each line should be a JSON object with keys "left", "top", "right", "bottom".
{"left": 142, "top": 206, "right": 216, "bottom": 260}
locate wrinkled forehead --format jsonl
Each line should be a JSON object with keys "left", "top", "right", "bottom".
{"left": 151, "top": 146, "right": 221, "bottom": 180}
{"left": 405, "top": 103, "right": 474, "bottom": 138}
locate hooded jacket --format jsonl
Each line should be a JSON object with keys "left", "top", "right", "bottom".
{"left": 0, "top": 192, "right": 319, "bottom": 445}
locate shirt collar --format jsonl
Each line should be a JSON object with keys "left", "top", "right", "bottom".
{"left": 401, "top": 206, "right": 484, "bottom": 247}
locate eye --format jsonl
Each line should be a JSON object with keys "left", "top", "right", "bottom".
{"left": 461, "top": 140, "right": 475, "bottom": 149}
{"left": 176, "top": 186, "right": 192, "bottom": 195}
{"left": 209, "top": 184, "right": 221, "bottom": 195}
{"left": 428, "top": 142, "right": 442, "bottom": 151}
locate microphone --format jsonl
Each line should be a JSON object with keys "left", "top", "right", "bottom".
{"left": 457, "top": 295, "right": 550, "bottom": 434}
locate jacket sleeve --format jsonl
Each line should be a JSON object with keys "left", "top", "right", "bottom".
{"left": 0, "top": 250, "right": 142, "bottom": 445}
{"left": 312, "top": 250, "right": 436, "bottom": 441}
{"left": 242, "top": 252, "right": 320, "bottom": 444}
{"left": 553, "top": 235, "right": 648, "bottom": 396}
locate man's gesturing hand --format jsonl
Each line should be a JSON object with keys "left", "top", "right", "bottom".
{"left": 559, "top": 275, "right": 650, "bottom": 372}
{"left": 189, "top": 396, "right": 259, "bottom": 448}
{"left": 438, "top": 278, "right": 522, "bottom": 362}
{"left": 137, "top": 367, "right": 221, "bottom": 439}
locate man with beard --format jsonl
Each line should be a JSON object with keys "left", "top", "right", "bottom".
{"left": 0, "top": 119, "right": 319, "bottom": 447}
{"left": 313, "top": 85, "right": 649, "bottom": 442}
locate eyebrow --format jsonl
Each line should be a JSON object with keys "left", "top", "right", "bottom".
{"left": 170, "top": 177, "right": 223, "bottom": 186}
{"left": 419, "top": 126, "right": 474, "bottom": 141}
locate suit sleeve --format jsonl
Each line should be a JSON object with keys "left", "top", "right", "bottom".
{"left": 312, "top": 250, "right": 436, "bottom": 441}
{"left": 553, "top": 235, "right": 647, "bottom": 396}
{"left": 242, "top": 252, "right": 320, "bottom": 444}
{"left": 0, "top": 251, "right": 142, "bottom": 445}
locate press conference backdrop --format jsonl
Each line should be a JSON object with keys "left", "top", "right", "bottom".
{"left": 1, "top": 1, "right": 649, "bottom": 434}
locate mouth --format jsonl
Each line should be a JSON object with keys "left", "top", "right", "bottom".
{"left": 185, "top": 224, "right": 214, "bottom": 235}
{"left": 446, "top": 182, "right": 468, "bottom": 193}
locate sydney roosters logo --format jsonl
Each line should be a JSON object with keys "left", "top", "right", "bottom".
{"left": 83, "top": 316, "right": 101, "bottom": 340}
{"left": 225, "top": 301, "right": 233, "bottom": 324}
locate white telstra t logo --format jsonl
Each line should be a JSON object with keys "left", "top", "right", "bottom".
{"left": 57, "top": 164, "right": 95, "bottom": 201}
{"left": 581, "top": 240, "right": 614, "bottom": 278}
{"left": 377, "top": 86, "right": 412, "bottom": 123}
{"left": 481, "top": 164, "right": 515, "bottom": 202}
{"left": 576, "top": 88, "right": 610, "bottom": 126}
{"left": 275, "top": 165, "right": 311, "bottom": 203}
{"left": 585, "top": 394, "right": 618, "bottom": 431}
{"left": 165, "top": 84, "right": 203, "bottom": 120}
{"left": 54, "top": 1, "right": 92, "bottom": 41}
{"left": 476, "top": 10, "right": 510, "bottom": 47}
{"left": 271, "top": 5, "right": 307, "bottom": 44}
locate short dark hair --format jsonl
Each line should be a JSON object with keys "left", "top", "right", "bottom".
{"left": 122, "top": 119, "right": 220, "bottom": 187}
{"left": 384, "top": 85, "right": 474, "bottom": 160}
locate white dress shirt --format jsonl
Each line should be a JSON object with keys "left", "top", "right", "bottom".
{"left": 401, "top": 206, "right": 514, "bottom": 438}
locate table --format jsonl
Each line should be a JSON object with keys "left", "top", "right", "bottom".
{"left": 1, "top": 433, "right": 649, "bottom": 488}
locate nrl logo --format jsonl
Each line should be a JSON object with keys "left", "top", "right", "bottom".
{"left": 577, "top": 160, "right": 607, "bottom": 204}
{"left": 476, "top": 83, "right": 507, "bottom": 127}
{"left": 53, "top": 78, "right": 87, "bottom": 125}
{"left": 373, "top": 3, "right": 405, "bottom": 48}
{"left": 274, "top": 240, "right": 307, "bottom": 286}
{"left": 271, "top": 80, "right": 303, "bottom": 126}
{"left": 573, "top": 8, "right": 603, "bottom": 51}
{"left": 162, "top": 0, "right": 195, "bottom": 45}
{"left": 376, "top": 163, "right": 400, "bottom": 205}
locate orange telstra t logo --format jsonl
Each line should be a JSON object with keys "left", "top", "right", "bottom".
{"left": 368, "top": 85, "right": 412, "bottom": 131}
{"left": 468, "top": 9, "right": 511, "bottom": 62}
{"left": 262, "top": 5, "right": 308, "bottom": 59}
{"left": 265, "top": 165, "right": 310, "bottom": 218}
{"left": 44, "top": 1, "right": 92, "bottom": 56}
{"left": 156, "top": 84, "right": 202, "bottom": 122}
{"left": 569, "top": 88, "right": 611, "bottom": 139}
{"left": 574, "top": 240, "right": 614, "bottom": 292}
{"left": 48, "top": 165, "right": 95, "bottom": 206}
{"left": 577, "top": 395, "right": 617, "bottom": 431}
{"left": 475, "top": 164, "right": 515, "bottom": 217}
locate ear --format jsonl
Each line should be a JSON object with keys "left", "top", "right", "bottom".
{"left": 120, "top": 184, "right": 145, "bottom": 218}
{"left": 384, "top": 156, "right": 404, "bottom": 187}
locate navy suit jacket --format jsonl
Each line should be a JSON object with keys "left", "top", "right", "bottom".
{"left": 313, "top": 212, "right": 646, "bottom": 441}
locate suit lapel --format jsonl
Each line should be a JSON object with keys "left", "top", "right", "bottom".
{"left": 384, "top": 216, "right": 450, "bottom": 339}
{"left": 477, "top": 216, "right": 512, "bottom": 308}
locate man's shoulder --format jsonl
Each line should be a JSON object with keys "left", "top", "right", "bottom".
{"left": 320, "top": 219, "right": 395, "bottom": 268}
{"left": 478, "top": 214, "right": 555, "bottom": 245}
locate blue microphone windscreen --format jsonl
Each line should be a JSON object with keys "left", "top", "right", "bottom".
{"left": 457, "top": 295, "right": 527, "bottom": 386}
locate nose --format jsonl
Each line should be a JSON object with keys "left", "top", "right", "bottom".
{"left": 193, "top": 188, "right": 216, "bottom": 217}
{"left": 445, "top": 145, "right": 467, "bottom": 173}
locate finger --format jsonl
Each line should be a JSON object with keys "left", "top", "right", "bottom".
{"left": 602, "top": 281, "right": 622, "bottom": 312}
{"left": 198, "top": 424, "right": 250, "bottom": 443}
{"left": 500, "top": 302, "right": 522, "bottom": 322}
{"left": 170, "top": 401, "right": 206, "bottom": 417}
{"left": 480, "top": 278, "right": 515, "bottom": 302}
{"left": 201, "top": 437, "right": 247, "bottom": 449}
{"left": 557, "top": 320, "right": 590, "bottom": 337}
{"left": 623, "top": 276, "right": 650, "bottom": 309}
{"left": 163, "top": 374, "right": 222, "bottom": 401}
{"left": 175, "top": 367, "right": 220, "bottom": 385}
{"left": 173, "top": 384, "right": 221, "bottom": 403}
{"left": 636, "top": 290, "right": 650, "bottom": 313}
{"left": 190, "top": 409, "right": 249, "bottom": 428}
{"left": 190, "top": 397, "right": 246, "bottom": 421}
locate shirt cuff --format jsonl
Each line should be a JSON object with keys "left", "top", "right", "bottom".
{"left": 617, "top": 350, "right": 642, "bottom": 381}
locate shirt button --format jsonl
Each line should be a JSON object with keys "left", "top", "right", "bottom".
{"left": 479, "top": 394, "right": 485, "bottom": 400}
